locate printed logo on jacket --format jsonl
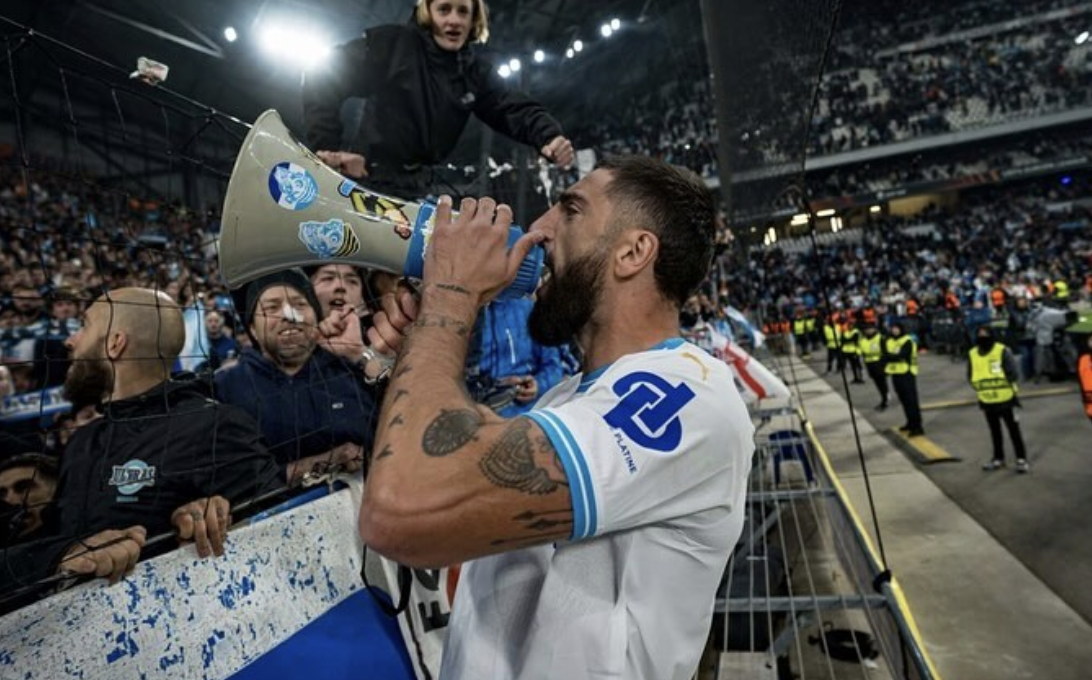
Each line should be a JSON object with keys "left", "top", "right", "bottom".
{"left": 110, "top": 459, "right": 157, "bottom": 502}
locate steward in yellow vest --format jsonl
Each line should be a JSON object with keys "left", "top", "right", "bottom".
{"left": 884, "top": 322, "right": 923, "bottom": 435}
{"left": 859, "top": 323, "right": 889, "bottom": 410}
{"left": 968, "top": 327, "right": 1029, "bottom": 472}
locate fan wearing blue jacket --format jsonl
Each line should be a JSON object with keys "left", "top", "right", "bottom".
{"left": 467, "top": 296, "right": 567, "bottom": 417}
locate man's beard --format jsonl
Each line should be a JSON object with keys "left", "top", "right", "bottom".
{"left": 64, "top": 356, "right": 113, "bottom": 409}
{"left": 529, "top": 250, "right": 605, "bottom": 347}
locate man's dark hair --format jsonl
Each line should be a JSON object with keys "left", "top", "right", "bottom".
{"left": 0, "top": 453, "right": 59, "bottom": 481}
{"left": 596, "top": 155, "right": 716, "bottom": 307}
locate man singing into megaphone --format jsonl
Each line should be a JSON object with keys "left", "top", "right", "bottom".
{"left": 302, "top": 0, "right": 574, "bottom": 199}
{"left": 358, "top": 155, "right": 754, "bottom": 680}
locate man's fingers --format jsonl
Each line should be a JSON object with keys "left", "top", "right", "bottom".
{"left": 191, "top": 511, "right": 211, "bottom": 558}
{"left": 435, "top": 194, "right": 455, "bottom": 229}
{"left": 207, "top": 499, "right": 229, "bottom": 558}
{"left": 507, "top": 231, "right": 547, "bottom": 282}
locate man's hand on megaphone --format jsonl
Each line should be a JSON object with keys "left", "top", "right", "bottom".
{"left": 424, "top": 195, "right": 544, "bottom": 306}
{"left": 317, "top": 150, "right": 368, "bottom": 179}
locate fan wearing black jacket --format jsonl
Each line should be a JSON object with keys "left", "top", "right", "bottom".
{"left": 302, "top": 0, "right": 574, "bottom": 198}
{"left": 0, "top": 288, "right": 283, "bottom": 599}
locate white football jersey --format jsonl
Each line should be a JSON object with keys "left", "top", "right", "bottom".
{"left": 439, "top": 338, "right": 755, "bottom": 680}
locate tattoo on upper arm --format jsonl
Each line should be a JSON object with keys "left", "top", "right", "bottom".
{"left": 422, "top": 408, "right": 481, "bottom": 456}
{"left": 479, "top": 419, "right": 567, "bottom": 495}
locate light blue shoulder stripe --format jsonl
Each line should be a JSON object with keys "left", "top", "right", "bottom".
{"left": 525, "top": 411, "right": 597, "bottom": 539}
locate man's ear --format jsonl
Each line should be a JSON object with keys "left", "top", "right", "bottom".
{"left": 105, "top": 331, "right": 128, "bottom": 361}
{"left": 614, "top": 230, "right": 659, "bottom": 280}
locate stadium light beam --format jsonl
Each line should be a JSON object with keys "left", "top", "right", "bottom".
{"left": 1076, "top": 31, "right": 1089, "bottom": 45}
{"left": 610, "top": 18, "right": 621, "bottom": 30}
{"left": 573, "top": 39, "right": 583, "bottom": 52}
{"left": 224, "top": 26, "right": 238, "bottom": 43}
{"left": 600, "top": 24, "right": 613, "bottom": 37}
{"left": 259, "top": 24, "right": 331, "bottom": 67}
{"left": 498, "top": 64, "right": 512, "bottom": 78}
{"left": 533, "top": 49, "right": 545, "bottom": 63}
{"left": 508, "top": 58, "right": 521, "bottom": 72}
{"left": 565, "top": 47, "right": 574, "bottom": 59}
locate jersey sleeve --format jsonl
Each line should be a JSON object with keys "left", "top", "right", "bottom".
{"left": 525, "top": 349, "right": 753, "bottom": 541}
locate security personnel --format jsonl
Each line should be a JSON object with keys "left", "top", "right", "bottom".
{"left": 885, "top": 321, "right": 923, "bottom": 436}
{"left": 824, "top": 314, "right": 843, "bottom": 374}
{"left": 841, "top": 320, "right": 865, "bottom": 383}
{"left": 792, "top": 312, "right": 811, "bottom": 358}
{"left": 1078, "top": 335, "right": 1092, "bottom": 426}
{"left": 1053, "top": 277, "right": 1070, "bottom": 305}
{"left": 969, "top": 326, "right": 1029, "bottom": 472}
{"left": 858, "top": 323, "right": 888, "bottom": 410}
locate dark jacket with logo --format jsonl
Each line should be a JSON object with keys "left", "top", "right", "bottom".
{"left": 214, "top": 347, "right": 379, "bottom": 465}
{"left": 0, "top": 379, "right": 281, "bottom": 599}
{"left": 302, "top": 22, "right": 563, "bottom": 189}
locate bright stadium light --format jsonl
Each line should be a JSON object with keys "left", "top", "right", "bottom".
{"left": 816, "top": 208, "right": 836, "bottom": 217}
{"left": 224, "top": 26, "right": 238, "bottom": 43}
{"left": 601, "top": 24, "right": 613, "bottom": 37}
{"left": 610, "top": 18, "right": 621, "bottom": 30}
{"left": 533, "top": 49, "right": 545, "bottom": 63}
{"left": 508, "top": 58, "right": 521, "bottom": 72}
{"left": 260, "top": 25, "right": 331, "bottom": 67}
{"left": 566, "top": 47, "right": 575, "bottom": 58}
{"left": 870, "top": 205, "right": 882, "bottom": 214}
{"left": 790, "top": 213, "right": 808, "bottom": 226}
{"left": 498, "top": 64, "right": 512, "bottom": 78}
{"left": 573, "top": 39, "right": 584, "bottom": 52}
{"left": 1076, "top": 31, "right": 1090, "bottom": 45}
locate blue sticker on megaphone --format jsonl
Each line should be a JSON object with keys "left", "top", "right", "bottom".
{"left": 298, "top": 219, "right": 360, "bottom": 259}
{"left": 269, "top": 162, "right": 318, "bottom": 211}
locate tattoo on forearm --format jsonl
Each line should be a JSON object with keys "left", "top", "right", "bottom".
{"left": 388, "top": 413, "right": 405, "bottom": 428}
{"left": 394, "top": 363, "right": 413, "bottom": 378}
{"left": 491, "top": 531, "right": 571, "bottom": 547}
{"left": 392, "top": 388, "right": 410, "bottom": 404}
{"left": 512, "top": 508, "right": 573, "bottom": 531}
{"left": 480, "top": 419, "right": 567, "bottom": 495}
{"left": 412, "top": 314, "right": 471, "bottom": 339}
{"left": 375, "top": 444, "right": 394, "bottom": 460}
{"left": 422, "top": 409, "right": 482, "bottom": 456}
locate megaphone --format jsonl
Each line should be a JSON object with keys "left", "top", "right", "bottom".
{"left": 218, "top": 109, "right": 542, "bottom": 299}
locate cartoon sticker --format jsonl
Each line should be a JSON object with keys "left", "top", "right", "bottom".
{"left": 298, "top": 219, "right": 361, "bottom": 259}
{"left": 268, "top": 162, "right": 319, "bottom": 211}
{"left": 338, "top": 180, "right": 413, "bottom": 240}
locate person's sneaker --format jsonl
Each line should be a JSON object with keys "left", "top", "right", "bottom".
{"left": 982, "top": 460, "right": 1005, "bottom": 471}
{"left": 874, "top": 402, "right": 888, "bottom": 412}
{"left": 1015, "top": 459, "right": 1030, "bottom": 474}
{"left": 907, "top": 429, "right": 925, "bottom": 437}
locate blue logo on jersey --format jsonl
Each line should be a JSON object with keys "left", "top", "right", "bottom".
{"left": 603, "top": 372, "right": 695, "bottom": 452}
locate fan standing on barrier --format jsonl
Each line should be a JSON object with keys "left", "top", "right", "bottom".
{"left": 359, "top": 156, "right": 754, "bottom": 680}
{"left": 302, "top": 0, "right": 574, "bottom": 199}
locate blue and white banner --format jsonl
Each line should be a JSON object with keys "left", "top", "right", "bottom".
{"left": 0, "top": 479, "right": 449, "bottom": 680}
{"left": 0, "top": 386, "right": 70, "bottom": 424}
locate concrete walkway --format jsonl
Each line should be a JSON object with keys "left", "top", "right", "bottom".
{"left": 786, "top": 355, "right": 1092, "bottom": 680}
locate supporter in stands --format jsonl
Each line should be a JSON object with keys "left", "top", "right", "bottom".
{"left": 0, "top": 288, "right": 284, "bottom": 593}
{"left": 302, "top": 0, "right": 573, "bottom": 198}
{"left": 214, "top": 270, "right": 378, "bottom": 482}
{"left": 969, "top": 327, "right": 1029, "bottom": 472}
{"left": 0, "top": 365, "right": 13, "bottom": 399}
{"left": 1008, "top": 296, "right": 1036, "bottom": 381}
{"left": 886, "top": 320, "right": 924, "bottom": 436}
{"left": 467, "top": 296, "right": 566, "bottom": 417}
{"left": 309, "top": 264, "right": 366, "bottom": 320}
{"left": 360, "top": 156, "right": 754, "bottom": 680}
{"left": 195, "top": 309, "right": 238, "bottom": 373}
{"left": 0, "top": 454, "right": 58, "bottom": 546}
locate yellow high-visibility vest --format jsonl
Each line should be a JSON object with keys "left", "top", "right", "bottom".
{"left": 842, "top": 329, "right": 861, "bottom": 354}
{"left": 859, "top": 334, "right": 883, "bottom": 363}
{"left": 969, "top": 343, "right": 1015, "bottom": 404}
{"left": 793, "top": 319, "right": 807, "bottom": 336}
{"left": 1054, "top": 279, "right": 1070, "bottom": 300}
{"left": 884, "top": 336, "right": 918, "bottom": 375}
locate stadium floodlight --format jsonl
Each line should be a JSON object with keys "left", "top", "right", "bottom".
{"left": 224, "top": 27, "right": 238, "bottom": 43}
{"left": 498, "top": 64, "right": 512, "bottom": 78}
{"left": 816, "top": 208, "right": 836, "bottom": 217}
{"left": 260, "top": 24, "right": 331, "bottom": 67}
{"left": 573, "top": 39, "right": 583, "bottom": 52}
{"left": 509, "top": 58, "right": 521, "bottom": 72}
{"left": 869, "top": 205, "right": 882, "bottom": 214}
{"left": 601, "top": 24, "right": 613, "bottom": 38}
{"left": 1076, "top": 31, "right": 1090, "bottom": 45}
{"left": 533, "top": 49, "right": 545, "bottom": 63}
{"left": 790, "top": 213, "right": 808, "bottom": 225}
{"left": 610, "top": 18, "right": 621, "bottom": 30}
{"left": 831, "top": 217, "right": 843, "bottom": 233}
{"left": 566, "top": 47, "right": 575, "bottom": 59}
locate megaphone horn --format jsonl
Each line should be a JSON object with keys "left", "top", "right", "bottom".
{"left": 218, "top": 109, "right": 542, "bottom": 299}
